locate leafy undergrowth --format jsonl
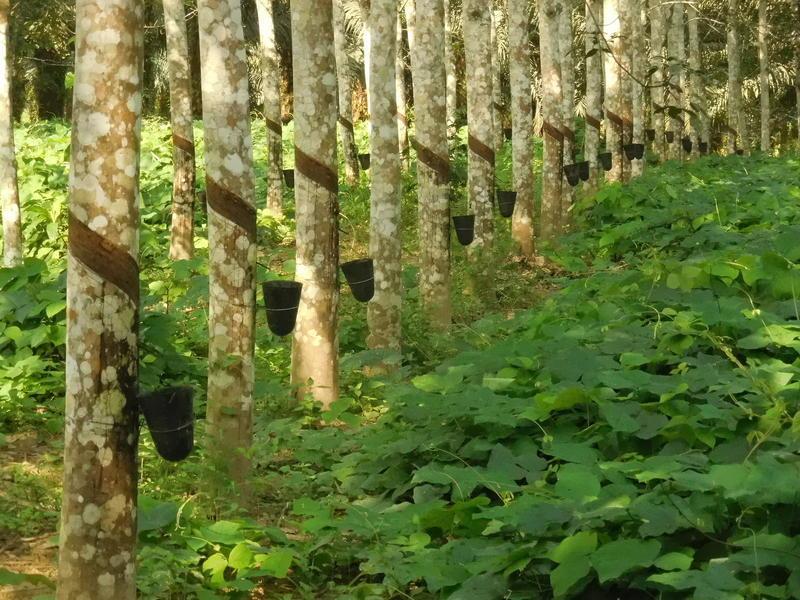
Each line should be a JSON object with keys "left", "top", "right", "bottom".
{"left": 252, "top": 153, "right": 800, "bottom": 599}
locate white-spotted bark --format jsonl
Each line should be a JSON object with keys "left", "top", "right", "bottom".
{"left": 444, "top": 0, "right": 458, "bottom": 140}
{"left": 758, "top": 0, "right": 770, "bottom": 152}
{"left": 257, "top": 0, "right": 283, "bottom": 214}
{"left": 396, "top": 10, "right": 409, "bottom": 161}
{"left": 584, "top": 0, "right": 603, "bottom": 192}
{"left": 491, "top": 2, "right": 505, "bottom": 152}
{"left": 164, "top": 0, "right": 196, "bottom": 260}
{"left": 603, "top": 0, "right": 623, "bottom": 181}
{"left": 538, "top": 0, "right": 563, "bottom": 240}
{"left": 414, "top": 0, "right": 452, "bottom": 328}
{"left": 57, "top": 0, "right": 143, "bottom": 596}
{"left": 198, "top": 0, "right": 257, "bottom": 482}
{"left": 727, "top": 0, "right": 747, "bottom": 153}
{"left": 648, "top": 0, "right": 667, "bottom": 158}
{"left": 291, "top": 0, "right": 340, "bottom": 407}
{"left": 559, "top": 1, "right": 576, "bottom": 218}
{"left": 508, "top": 0, "right": 534, "bottom": 257}
{"left": 333, "top": 0, "right": 360, "bottom": 184}
{"left": 366, "top": 0, "right": 401, "bottom": 350}
{"left": 0, "top": 0, "right": 21, "bottom": 267}
{"left": 665, "top": 0, "right": 684, "bottom": 160}
{"left": 687, "top": 2, "right": 708, "bottom": 147}
{"left": 464, "top": 0, "right": 494, "bottom": 251}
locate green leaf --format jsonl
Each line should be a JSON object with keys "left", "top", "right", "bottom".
{"left": 254, "top": 549, "right": 293, "bottom": 578}
{"left": 549, "top": 531, "right": 598, "bottom": 563}
{"left": 555, "top": 464, "right": 601, "bottom": 502}
{"left": 590, "top": 538, "right": 661, "bottom": 582}
{"left": 654, "top": 551, "right": 694, "bottom": 571}
{"left": 551, "top": 555, "right": 592, "bottom": 597}
{"left": 228, "top": 542, "right": 254, "bottom": 570}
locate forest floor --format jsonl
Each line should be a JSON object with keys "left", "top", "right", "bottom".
{"left": 2, "top": 120, "right": 800, "bottom": 598}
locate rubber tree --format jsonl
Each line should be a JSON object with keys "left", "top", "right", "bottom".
{"left": 508, "top": 0, "right": 534, "bottom": 257}
{"left": 622, "top": 0, "right": 644, "bottom": 177}
{"left": 198, "top": 0, "right": 257, "bottom": 483}
{"left": 57, "top": 0, "right": 143, "bottom": 596}
{"left": 584, "top": 0, "right": 604, "bottom": 193}
{"left": 559, "top": 1, "right": 576, "bottom": 221}
{"left": 444, "top": 0, "right": 458, "bottom": 140}
{"left": 666, "top": 0, "right": 684, "bottom": 160}
{"left": 463, "top": 0, "right": 495, "bottom": 252}
{"left": 414, "top": 0, "right": 452, "bottom": 328}
{"left": 359, "top": 0, "right": 372, "bottom": 113}
{"left": 603, "top": 0, "right": 624, "bottom": 182}
{"left": 257, "top": 0, "right": 283, "bottom": 214}
{"left": 758, "top": 0, "right": 770, "bottom": 152}
{"left": 538, "top": 0, "right": 564, "bottom": 240}
{"left": 366, "top": 0, "right": 402, "bottom": 351}
{"left": 687, "top": 1, "right": 709, "bottom": 147}
{"left": 396, "top": 10, "right": 409, "bottom": 161}
{"left": 291, "top": 0, "right": 340, "bottom": 407}
{"left": 0, "top": 0, "right": 21, "bottom": 268}
{"left": 648, "top": 0, "right": 667, "bottom": 158}
{"left": 333, "top": 0, "right": 360, "bottom": 184}
{"left": 727, "top": 0, "right": 748, "bottom": 153}
{"left": 491, "top": 2, "right": 505, "bottom": 152}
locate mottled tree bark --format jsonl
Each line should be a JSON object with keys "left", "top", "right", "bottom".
{"left": 603, "top": 0, "right": 624, "bottom": 182}
{"left": 727, "top": 0, "right": 747, "bottom": 153}
{"left": 366, "top": 0, "right": 401, "bottom": 351}
{"left": 257, "top": 0, "right": 283, "bottom": 214}
{"left": 621, "top": 0, "right": 643, "bottom": 177}
{"left": 648, "top": 0, "right": 667, "bottom": 158}
{"left": 198, "top": 0, "right": 257, "bottom": 483}
{"left": 796, "top": 0, "right": 800, "bottom": 147}
{"left": 333, "top": 0, "right": 360, "bottom": 184}
{"left": 464, "top": 0, "right": 494, "bottom": 252}
{"left": 444, "top": 0, "right": 458, "bottom": 140}
{"left": 508, "top": 0, "right": 534, "bottom": 257}
{"left": 414, "top": 0, "right": 452, "bottom": 328}
{"left": 538, "top": 0, "right": 563, "bottom": 241}
{"left": 360, "top": 0, "right": 372, "bottom": 114}
{"left": 57, "top": 0, "right": 143, "bottom": 597}
{"left": 291, "top": 0, "right": 340, "bottom": 407}
{"left": 666, "top": 0, "right": 684, "bottom": 160}
{"left": 559, "top": 1, "right": 576, "bottom": 218}
{"left": 758, "top": 0, "right": 770, "bottom": 152}
{"left": 164, "top": 0, "right": 195, "bottom": 260}
{"left": 0, "top": 0, "right": 21, "bottom": 267}
{"left": 396, "top": 10, "right": 409, "bottom": 161}
{"left": 404, "top": 0, "right": 417, "bottom": 67}
{"left": 584, "top": 0, "right": 603, "bottom": 193}
{"left": 491, "top": 2, "right": 505, "bottom": 152}
{"left": 687, "top": 2, "right": 708, "bottom": 147}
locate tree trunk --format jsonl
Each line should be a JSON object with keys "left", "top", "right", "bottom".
{"left": 414, "top": 0, "right": 452, "bottom": 329}
{"left": 366, "top": 0, "right": 402, "bottom": 351}
{"left": 57, "top": 0, "right": 142, "bottom": 596}
{"left": 164, "top": 0, "right": 195, "bottom": 261}
{"left": 687, "top": 2, "right": 707, "bottom": 148}
{"left": 666, "top": 0, "right": 684, "bottom": 160}
{"left": 257, "top": 0, "right": 283, "bottom": 214}
{"left": 559, "top": 2, "right": 576, "bottom": 220}
{"left": 333, "top": 0, "right": 360, "bottom": 184}
{"left": 796, "top": 0, "right": 800, "bottom": 147}
{"left": 396, "top": 9, "right": 409, "bottom": 162}
{"left": 758, "top": 0, "right": 769, "bottom": 152}
{"left": 603, "top": 0, "right": 624, "bottom": 182}
{"left": 491, "top": 2, "right": 505, "bottom": 152}
{"left": 198, "top": 0, "right": 257, "bottom": 483}
{"left": 621, "top": 0, "right": 643, "bottom": 177}
{"left": 464, "top": 0, "right": 494, "bottom": 253}
{"left": 291, "top": 0, "right": 340, "bottom": 407}
{"left": 360, "top": 0, "right": 372, "bottom": 115}
{"left": 584, "top": 0, "right": 603, "bottom": 193}
{"left": 0, "top": 0, "right": 21, "bottom": 268}
{"left": 648, "top": 0, "right": 667, "bottom": 158}
{"left": 508, "top": 0, "right": 534, "bottom": 257}
{"left": 727, "top": 0, "right": 747, "bottom": 153}
{"left": 444, "top": 0, "right": 458, "bottom": 140}
{"left": 538, "top": 0, "right": 563, "bottom": 241}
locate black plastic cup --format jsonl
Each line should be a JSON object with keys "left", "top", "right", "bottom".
{"left": 358, "top": 153, "right": 371, "bottom": 170}
{"left": 646, "top": 128, "right": 656, "bottom": 142}
{"left": 504, "top": 128, "right": 513, "bottom": 141}
{"left": 665, "top": 131, "right": 675, "bottom": 144}
{"left": 262, "top": 281, "right": 302, "bottom": 337}
{"left": 598, "top": 152, "right": 613, "bottom": 171}
{"left": 699, "top": 142, "right": 709, "bottom": 154}
{"left": 563, "top": 163, "right": 581, "bottom": 187}
{"left": 139, "top": 387, "right": 194, "bottom": 462}
{"left": 578, "top": 161, "right": 590, "bottom": 181}
{"left": 682, "top": 136, "right": 693, "bottom": 154}
{"left": 496, "top": 191, "right": 517, "bottom": 218}
{"left": 452, "top": 215, "right": 475, "bottom": 246}
{"left": 736, "top": 149, "right": 744, "bottom": 156}
{"left": 623, "top": 143, "right": 644, "bottom": 160}
{"left": 283, "top": 169, "right": 295, "bottom": 189}
{"left": 341, "top": 258, "right": 375, "bottom": 303}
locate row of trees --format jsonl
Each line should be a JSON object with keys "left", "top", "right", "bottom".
{"left": 0, "top": 0, "right": 791, "bottom": 596}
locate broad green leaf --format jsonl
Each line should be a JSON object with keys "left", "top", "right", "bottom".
{"left": 590, "top": 538, "right": 661, "bottom": 582}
